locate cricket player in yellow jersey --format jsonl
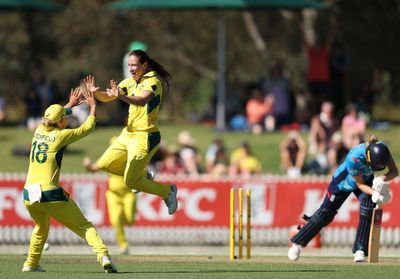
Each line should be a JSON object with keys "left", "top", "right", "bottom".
{"left": 22, "top": 88, "right": 117, "bottom": 273}
{"left": 104, "top": 174, "right": 136, "bottom": 254}
{"left": 83, "top": 49, "right": 178, "bottom": 215}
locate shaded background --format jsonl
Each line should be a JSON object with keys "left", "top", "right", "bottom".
{"left": 1, "top": 0, "right": 400, "bottom": 125}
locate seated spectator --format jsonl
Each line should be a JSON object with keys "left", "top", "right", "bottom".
{"left": 229, "top": 142, "right": 262, "bottom": 178}
{"left": 177, "top": 131, "right": 202, "bottom": 176}
{"left": 307, "top": 101, "right": 338, "bottom": 174}
{"left": 245, "top": 86, "right": 275, "bottom": 134}
{"left": 341, "top": 103, "right": 367, "bottom": 149}
{"left": 0, "top": 94, "right": 5, "bottom": 123}
{"left": 327, "top": 131, "right": 349, "bottom": 174}
{"left": 205, "top": 138, "right": 228, "bottom": 176}
{"left": 309, "top": 101, "right": 337, "bottom": 153}
{"left": 160, "top": 145, "right": 186, "bottom": 175}
{"left": 293, "top": 88, "right": 312, "bottom": 127}
{"left": 280, "top": 130, "right": 307, "bottom": 178}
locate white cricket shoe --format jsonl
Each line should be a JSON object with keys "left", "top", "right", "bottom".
{"left": 22, "top": 265, "right": 45, "bottom": 272}
{"left": 101, "top": 256, "right": 118, "bottom": 273}
{"left": 164, "top": 184, "right": 178, "bottom": 215}
{"left": 354, "top": 250, "right": 366, "bottom": 263}
{"left": 288, "top": 243, "right": 302, "bottom": 261}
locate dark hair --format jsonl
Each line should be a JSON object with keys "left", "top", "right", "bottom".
{"left": 129, "top": 50, "right": 172, "bottom": 92}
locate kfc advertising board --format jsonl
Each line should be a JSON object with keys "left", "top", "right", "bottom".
{"left": 0, "top": 176, "right": 399, "bottom": 228}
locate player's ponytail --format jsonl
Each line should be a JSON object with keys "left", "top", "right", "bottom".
{"left": 129, "top": 50, "right": 172, "bottom": 93}
{"left": 43, "top": 118, "right": 56, "bottom": 128}
{"left": 368, "top": 134, "right": 379, "bottom": 145}
{"left": 365, "top": 134, "right": 390, "bottom": 171}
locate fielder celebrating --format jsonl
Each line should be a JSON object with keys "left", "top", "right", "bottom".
{"left": 288, "top": 135, "right": 398, "bottom": 262}
{"left": 22, "top": 88, "right": 117, "bottom": 273}
{"left": 83, "top": 50, "right": 178, "bottom": 215}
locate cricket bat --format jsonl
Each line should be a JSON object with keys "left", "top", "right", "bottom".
{"left": 368, "top": 205, "right": 383, "bottom": 263}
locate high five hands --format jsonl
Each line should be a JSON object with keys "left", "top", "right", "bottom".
{"left": 84, "top": 75, "right": 99, "bottom": 94}
{"left": 106, "top": 80, "right": 119, "bottom": 98}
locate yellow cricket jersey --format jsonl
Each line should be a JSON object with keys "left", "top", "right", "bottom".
{"left": 108, "top": 174, "right": 131, "bottom": 195}
{"left": 24, "top": 116, "right": 96, "bottom": 191}
{"left": 239, "top": 156, "right": 262, "bottom": 173}
{"left": 119, "top": 71, "right": 163, "bottom": 133}
{"left": 230, "top": 148, "right": 246, "bottom": 164}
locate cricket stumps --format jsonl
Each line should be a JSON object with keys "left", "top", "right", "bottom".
{"left": 230, "top": 187, "right": 251, "bottom": 260}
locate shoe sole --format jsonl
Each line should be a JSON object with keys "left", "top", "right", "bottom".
{"left": 354, "top": 259, "right": 366, "bottom": 263}
{"left": 103, "top": 263, "right": 118, "bottom": 273}
{"left": 168, "top": 185, "right": 178, "bottom": 215}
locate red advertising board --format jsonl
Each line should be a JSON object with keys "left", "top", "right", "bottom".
{"left": 1, "top": 176, "right": 399, "bottom": 228}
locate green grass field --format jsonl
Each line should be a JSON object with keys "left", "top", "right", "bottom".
{"left": 3, "top": 254, "right": 400, "bottom": 278}
{"left": 0, "top": 124, "right": 400, "bottom": 174}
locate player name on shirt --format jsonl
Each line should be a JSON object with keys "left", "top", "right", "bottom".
{"left": 33, "top": 132, "right": 56, "bottom": 142}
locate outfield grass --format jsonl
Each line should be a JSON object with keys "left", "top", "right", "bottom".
{"left": 2, "top": 254, "right": 400, "bottom": 278}
{"left": 0, "top": 124, "right": 399, "bottom": 174}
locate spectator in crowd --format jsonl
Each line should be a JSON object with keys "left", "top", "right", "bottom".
{"left": 229, "top": 141, "right": 262, "bottom": 178}
{"left": 327, "top": 131, "right": 349, "bottom": 174}
{"left": 205, "top": 138, "right": 228, "bottom": 176}
{"left": 0, "top": 93, "right": 5, "bottom": 123}
{"left": 177, "top": 130, "right": 202, "bottom": 176}
{"left": 280, "top": 130, "right": 307, "bottom": 178}
{"left": 262, "top": 62, "right": 293, "bottom": 128}
{"left": 24, "top": 87, "right": 42, "bottom": 131}
{"left": 245, "top": 85, "right": 275, "bottom": 134}
{"left": 301, "top": 12, "right": 336, "bottom": 115}
{"left": 341, "top": 103, "right": 367, "bottom": 149}
{"left": 293, "top": 88, "right": 312, "bottom": 127}
{"left": 307, "top": 101, "right": 338, "bottom": 174}
{"left": 308, "top": 101, "right": 337, "bottom": 155}
{"left": 160, "top": 145, "right": 186, "bottom": 175}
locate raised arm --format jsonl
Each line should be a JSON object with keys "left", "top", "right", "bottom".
{"left": 81, "top": 87, "right": 97, "bottom": 117}
{"left": 84, "top": 75, "right": 118, "bottom": 103}
{"left": 64, "top": 87, "right": 82, "bottom": 108}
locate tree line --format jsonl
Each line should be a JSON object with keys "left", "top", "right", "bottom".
{"left": 1, "top": 0, "right": 400, "bottom": 123}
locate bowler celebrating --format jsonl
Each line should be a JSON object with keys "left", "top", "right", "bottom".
{"left": 84, "top": 50, "right": 178, "bottom": 215}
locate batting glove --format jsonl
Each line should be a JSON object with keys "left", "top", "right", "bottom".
{"left": 372, "top": 176, "right": 389, "bottom": 193}
{"left": 381, "top": 191, "right": 392, "bottom": 204}
{"left": 371, "top": 190, "right": 391, "bottom": 204}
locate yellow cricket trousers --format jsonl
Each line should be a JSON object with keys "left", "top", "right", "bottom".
{"left": 23, "top": 190, "right": 109, "bottom": 268}
{"left": 96, "top": 129, "right": 170, "bottom": 199}
{"left": 106, "top": 189, "right": 136, "bottom": 249}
